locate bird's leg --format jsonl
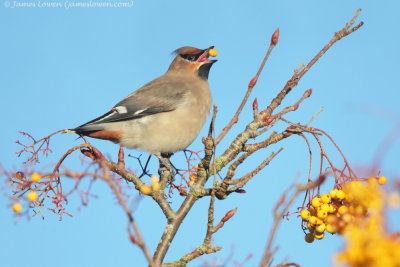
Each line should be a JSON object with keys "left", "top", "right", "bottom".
{"left": 138, "top": 155, "right": 152, "bottom": 178}
{"left": 128, "top": 153, "right": 153, "bottom": 178}
{"left": 161, "top": 152, "right": 182, "bottom": 174}
{"left": 155, "top": 153, "right": 177, "bottom": 183}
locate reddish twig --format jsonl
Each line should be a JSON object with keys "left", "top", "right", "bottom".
{"left": 15, "top": 129, "right": 65, "bottom": 164}
{"left": 260, "top": 175, "right": 326, "bottom": 266}
{"left": 260, "top": 9, "right": 363, "bottom": 120}
{"left": 215, "top": 28, "right": 279, "bottom": 145}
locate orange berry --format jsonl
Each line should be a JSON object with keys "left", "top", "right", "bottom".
{"left": 190, "top": 175, "right": 196, "bottom": 181}
{"left": 208, "top": 48, "right": 218, "bottom": 57}
{"left": 314, "top": 233, "right": 325, "bottom": 240}
{"left": 338, "top": 205, "right": 348, "bottom": 215}
{"left": 309, "top": 216, "right": 319, "bottom": 225}
{"left": 150, "top": 177, "right": 160, "bottom": 191}
{"left": 27, "top": 191, "right": 38, "bottom": 202}
{"left": 311, "top": 197, "right": 322, "bottom": 208}
{"left": 31, "top": 172, "right": 41, "bottom": 182}
{"left": 335, "top": 190, "right": 346, "bottom": 200}
{"left": 329, "top": 189, "right": 338, "bottom": 198}
{"left": 345, "top": 191, "right": 355, "bottom": 201}
{"left": 328, "top": 204, "right": 336, "bottom": 213}
{"left": 300, "top": 209, "right": 310, "bottom": 220}
{"left": 342, "top": 213, "right": 353, "bottom": 223}
{"left": 12, "top": 202, "right": 23, "bottom": 213}
{"left": 317, "top": 210, "right": 328, "bottom": 219}
{"left": 188, "top": 180, "right": 194, "bottom": 187}
{"left": 326, "top": 224, "right": 337, "bottom": 234}
{"left": 139, "top": 185, "right": 152, "bottom": 195}
{"left": 151, "top": 183, "right": 160, "bottom": 191}
{"left": 325, "top": 214, "right": 337, "bottom": 225}
{"left": 150, "top": 176, "right": 159, "bottom": 184}
{"left": 378, "top": 176, "right": 387, "bottom": 185}
{"left": 316, "top": 223, "right": 326, "bottom": 233}
{"left": 354, "top": 205, "right": 366, "bottom": 215}
{"left": 320, "top": 194, "right": 331, "bottom": 204}
{"left": 320, "top": 203, "right": 330, "bottom": 212}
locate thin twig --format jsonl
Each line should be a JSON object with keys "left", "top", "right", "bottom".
{"left": 261, "top": 9, "right": 363, "bottom": 119}
{"left": 99, "top": 162, "right": 155, "bottom": 266}
{"left": 260, "top": 175, "right": 326, "bottom": 266}
{"left": 227, "top": 148, "right": 283, "bottom": 192}
{"left": 215, "top": 29, "right": 279, "bottom": 145}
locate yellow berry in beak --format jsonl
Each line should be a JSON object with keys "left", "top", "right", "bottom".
{"left": 208, "top": 48, "right": 218, "bottom": 57}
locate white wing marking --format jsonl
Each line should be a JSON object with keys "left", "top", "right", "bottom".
{"left": 115, "top": 106, "right": 128, "bottom": 114}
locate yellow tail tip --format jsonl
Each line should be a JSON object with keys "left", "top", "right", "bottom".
{"left": 64, "top": 129, "right": 76, "bottom": 134}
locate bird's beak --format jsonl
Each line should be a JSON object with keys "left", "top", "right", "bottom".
{"left": 196, "top": 46, "right": 218, "bottom": 64}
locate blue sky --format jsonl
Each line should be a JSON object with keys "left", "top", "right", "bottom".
{"left": 1, "top": 1, "right": 399, "bottom": 266}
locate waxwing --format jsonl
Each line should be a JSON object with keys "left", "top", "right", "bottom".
{"left": 70, "top": 46, "right": 217, "bottom": 154}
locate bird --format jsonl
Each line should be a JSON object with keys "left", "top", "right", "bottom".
{"left": 68, "top": 46, "right": 217, "bottom": 158}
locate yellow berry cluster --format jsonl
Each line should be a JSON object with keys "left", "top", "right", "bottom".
{"left": 336, "top": 176, "right": 399, "bottom": 266}
{"left": 300, "top": 176, "right": 387, "bottom": 243}
{"left": 12, "top": 173, "right": 42, "bottom": 214}
{"left": 12, "top": 190, "right": 39, "bottom": 214}
{"left": 139, "top": 176, "right": 160, "bottom": 195}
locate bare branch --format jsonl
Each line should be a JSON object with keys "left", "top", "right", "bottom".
{"left": 215, "top": 28, "right": 279, "bottom": 145}
{"left": 260, "top": 175, "right": 326, "bottom": 266}
{"left": 227, "top": 148, "right": 283, "bottom": 192}
{"left": 261, "top": 9, "right": 363, "bottom": 119}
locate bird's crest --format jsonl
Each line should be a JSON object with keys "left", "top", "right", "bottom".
{"left": 173, "top": 46, "right": 203, "bottom": 55}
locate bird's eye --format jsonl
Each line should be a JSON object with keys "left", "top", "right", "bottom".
{"left": 182, "top": 54, "right": 197, "bottom": 61}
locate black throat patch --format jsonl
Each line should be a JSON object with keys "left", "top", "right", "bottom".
{"left": 198, "top": 63, "right": 214, "bottom": 79}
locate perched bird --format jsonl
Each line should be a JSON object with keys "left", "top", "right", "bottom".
{"left": 69, "top": 46, "right": 217, "bottom": 155}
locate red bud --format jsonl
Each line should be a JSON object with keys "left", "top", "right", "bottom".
{"left": 252, "top": 98, "right": 258, "bottom": 110}
{"left": 129, "top": 232, "right": 137, "bottom": 244}
{"left": 179, "top": 188, "right": 187, "bottom": 196}
{"left": 287, "top": 125, "right": 296, "bottom": 130}
{"left": 118, "top": 146, "right": 125, "bottom": 165}
{"left": 266, "top": 117, "right": 274, "bottom": 124}
{"left": 305, "top": 88, "right": 312, "bottom": 97}
{"left": 248, "top": 77, "right": 258, "bottom": 88}
{"left": 292, "top": 104, "right": 299, "bottom": 111}
{"left": 235, "top": 189, "right": 247, "bottom": 194}
{"left": 81, "top": 149, "right": 96, "bottom": 160}
{"left": 271, "top": 28, "right": 279, "bottom": 45}
{"left": 92, "top": 148, "right": 104, "bottom": 159}
{"left": 222, "top": 208, "right": 237, "bottom": 222}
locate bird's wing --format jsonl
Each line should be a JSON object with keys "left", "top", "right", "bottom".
{"left": 73, "top": 76, "right": 188, "bottom": 131}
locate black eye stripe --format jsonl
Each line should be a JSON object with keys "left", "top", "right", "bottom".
{"left": 181, "top": 51, "right": 203, "bottom": 61}
{"left": 182, "top": 54, "right": 196, "bottom": 61}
